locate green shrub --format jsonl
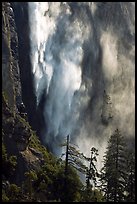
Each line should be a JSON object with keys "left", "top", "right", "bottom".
{"left": 8, "top": 184, "right": 21, "bottom": 202}
{"left": 2, "top": 142, "right": 7, "bottom": 162}
{"left": 2, "top": 189, "right": 9, "bottom": 202}
{"left": 9, "top": 155, "right": 17, "bottom": 168}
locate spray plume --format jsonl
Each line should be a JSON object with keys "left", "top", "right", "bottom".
{"left": 28, "top": 2, "right": 135, "bottom": 169}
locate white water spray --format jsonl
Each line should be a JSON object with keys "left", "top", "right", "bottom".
{"left": 28, "top": 2, "right": 135, "bottom": 168}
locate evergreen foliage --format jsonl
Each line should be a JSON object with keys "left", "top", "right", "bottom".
{"left": 100, "top": 129, "right": 135, "bottom": 202}
{"left": 2, "top": 92, "right": 135, "bottom": 202}
{"left": 124, "top": 148, "right": 135, "bottom": 202}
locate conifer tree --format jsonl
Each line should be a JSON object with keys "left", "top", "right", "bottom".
{"left": 62, "top": 135, "right": 99, "bottom": 202}
{"left": 100, "top": 129, "right": 127, "bottom": 202}
{"left": 86, "top": 147, "right": 99, "bottom": 189}
{"left": 125, "top": 148, "right": 135, "bottom": 202}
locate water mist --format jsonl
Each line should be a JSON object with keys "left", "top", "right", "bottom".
{"left": 28, "top": 2, "right": 135, "bottom": 169}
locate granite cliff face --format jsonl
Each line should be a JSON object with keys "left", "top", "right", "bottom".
{"left": 2, "top": 2, "right": 45, "bottom": 186}
{"left": 2, "top": 2, "right": 17, "bottom": 112}
{"left": 10, "top": 2, "right": 46, "bottom": 143}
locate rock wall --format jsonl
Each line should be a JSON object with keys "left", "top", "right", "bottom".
{"left": 2, "top": 2, "right": 23, "bottom": 112}
{"left": 2, "top": 2, "right": 44, "bottom": 185}
{"left": 10, "top": 2, "right": 38, "bottom": 129}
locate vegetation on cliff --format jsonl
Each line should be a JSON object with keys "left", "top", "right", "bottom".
{"left": 2, "top": 94, "right": 135, "bottom": 202}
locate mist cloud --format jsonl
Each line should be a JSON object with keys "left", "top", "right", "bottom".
{"left": 28, "top": 2, "right": 135, "bottom": 168}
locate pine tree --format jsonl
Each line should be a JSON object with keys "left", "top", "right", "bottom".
{"left": 86, "top": 147, "right": 99, "bottom": 189}
{"left": 62, "top": 135, "right": 99, "bottom": 202}
{"left": 100, "top": 129, "right": 127, "bottom": 202}
{"left": 61, "top": 135, "right": 88, "bottom": 175}
{"left": 125, "top": 148, "right": 135, "bottom": 202}
{"left": 83, "top": 147, "right": 99, "bottom": 202}
{"left": 61, "top": 135, "right": 84, "bottom": 202}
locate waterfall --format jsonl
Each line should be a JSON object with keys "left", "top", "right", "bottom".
{"left": 28, "top": 2, "right": 135, "bottom": 168}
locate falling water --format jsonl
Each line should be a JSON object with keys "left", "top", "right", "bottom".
{"left": 28, "top": 2, "right": 135, "bottom": 168}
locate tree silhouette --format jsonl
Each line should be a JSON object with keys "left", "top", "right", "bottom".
{"left": 100, "top": 129, "right": 127, "bottom": 202}
{"left": 62, "top": 135, "right": 99, "bottom": 202}
{"left": 125, "top": 148, "right": 135, "bottom": 202}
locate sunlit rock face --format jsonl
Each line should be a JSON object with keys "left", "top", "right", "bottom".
{"left": 2, "top": 2, "right": 47, "bottom": 186}
{"left": 21, "top": 2, "right": 134, "bottom": 168}
{"left": 11, "top": 2, "right": 39, "bottom": 130}
{"left": 2, "top": 2, "right": 16, "bottom": 111}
